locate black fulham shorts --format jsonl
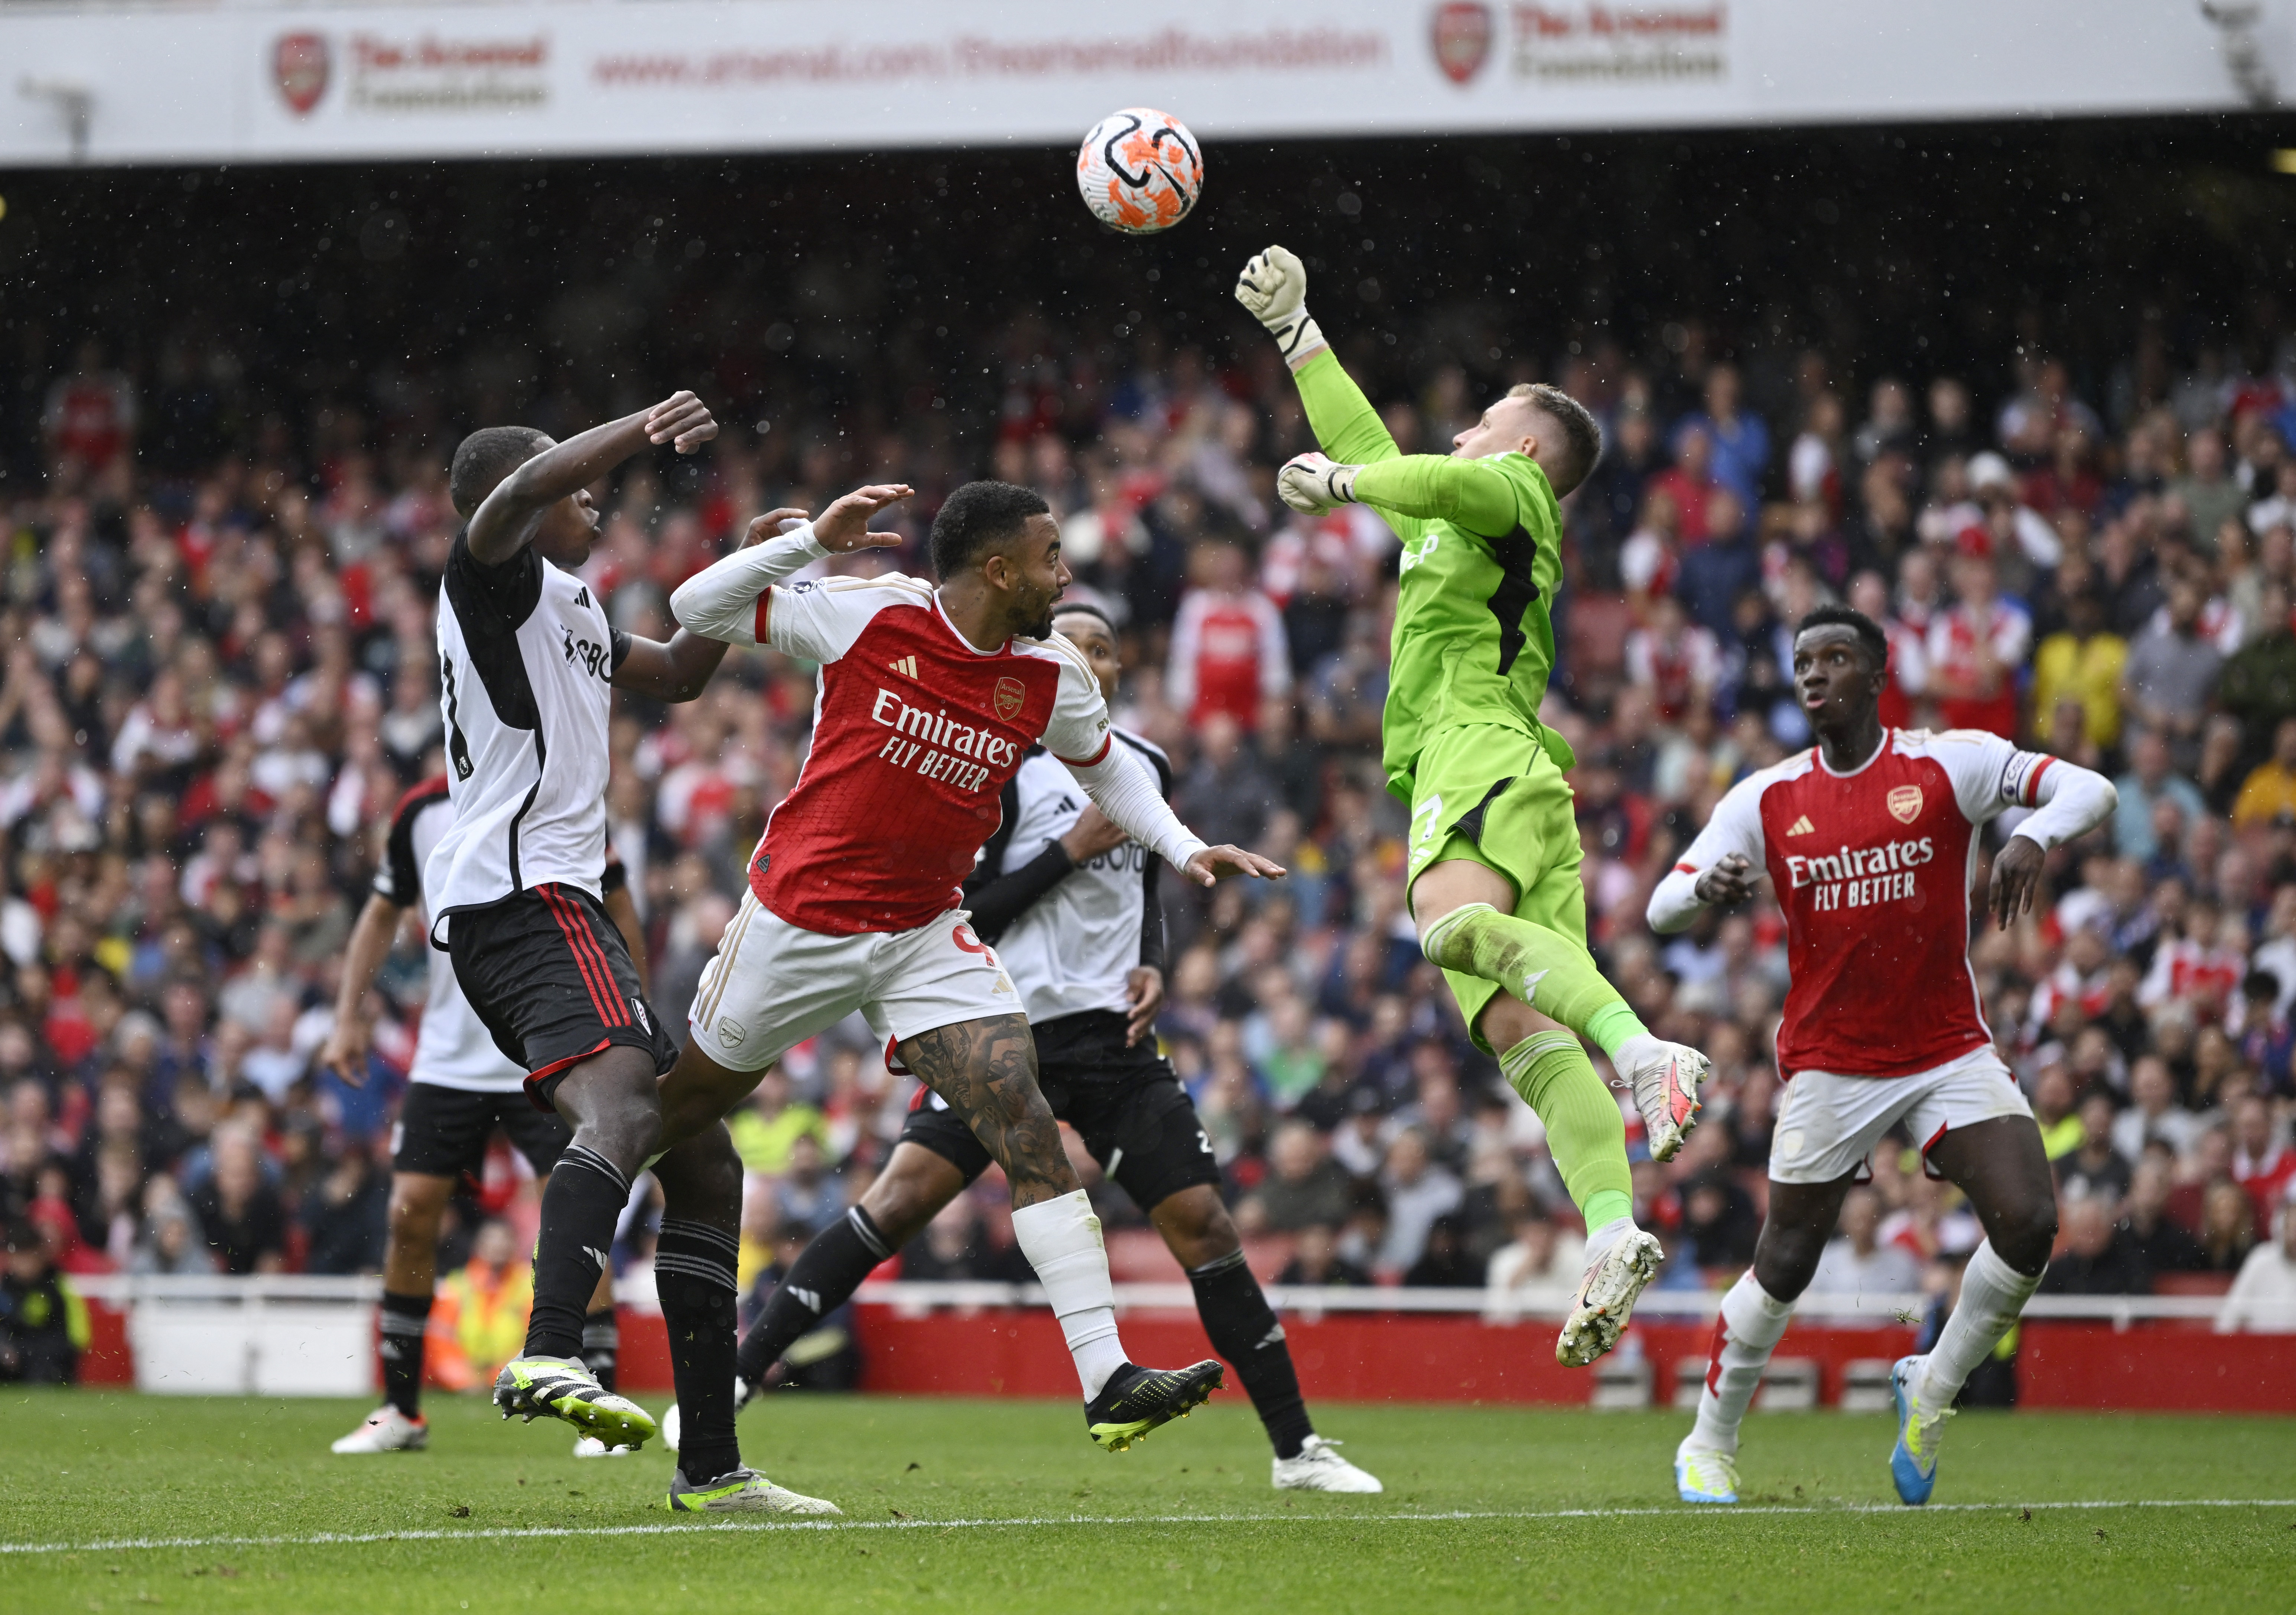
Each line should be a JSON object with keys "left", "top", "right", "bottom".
{"left": 898, "top": 1009, "right": 1222, "bottom": 1213}
{"left": 446, "top": 883, "right": 680, "bottom": 1111}
{"left": 391, "top": 1080, "right": 574, "bottom": 1180}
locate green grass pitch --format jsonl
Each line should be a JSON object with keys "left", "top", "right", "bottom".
{"left": 3, "top": 1390, "right": 2292, "bottom": 1612}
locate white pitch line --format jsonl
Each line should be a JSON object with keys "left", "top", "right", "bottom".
{"left": 4, "top": 1498, "right": 2293, "bottom": 1557}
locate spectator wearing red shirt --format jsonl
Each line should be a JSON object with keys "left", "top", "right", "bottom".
{"left": 1925, "top": 530, "right": 2030, "bottom": 738}
{"left": 2229, "top": 1094, "right": 2296, "bottom": 1228}
{"left": 41, "top": 341, "right": 136, "bottom": 498}
{"left": 1647, "top": 423, "right": 1718, "bottom": 547}
{"left": 1167, "top": 541, "right": 1290, "bottom": 733}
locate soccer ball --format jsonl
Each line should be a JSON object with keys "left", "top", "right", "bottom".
{"left": 1076, "top": 108, "right": 1203, "bottom": 235}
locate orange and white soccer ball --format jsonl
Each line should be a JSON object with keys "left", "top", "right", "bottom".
{"left": 1076, "top": 108, "right": 1203, "bottom": 235}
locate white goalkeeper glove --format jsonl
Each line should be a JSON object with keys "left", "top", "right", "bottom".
{"left": 1234, "top": 245, "right": 1327, "bottom": 369}
{"left": 1277, "top": 452, "right": 1360, "bottom": 515}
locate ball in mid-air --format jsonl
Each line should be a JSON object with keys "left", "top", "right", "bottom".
{"left": 1076, "top": 108, "right": 1203, "bottom": 234}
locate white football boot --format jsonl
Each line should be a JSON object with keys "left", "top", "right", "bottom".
{"left": 1674, "top": 1439, "right": 1739, "bottom": 1504}
{"left": 331, "top": 1404, "right": 428, "bottom": 1454}
{"left": 1556, "top": 1226, "right": 1665, "bottom": 1367}
{"left": 1612, "top": 1035, "right": 1711, "bottom": 1162}
{"left": 666, "top": 1467, "right": 842, "bottom": 1515}
{"left": 1272, "top": 1435, "right": 1384, "bottom": 1493}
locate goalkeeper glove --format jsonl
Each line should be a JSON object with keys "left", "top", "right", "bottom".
{"left": 1234, "top": 245, "right": 1327, "bottom": 369}
{"left": 1277, "top": 452, "right": 1360, "bottom": 515}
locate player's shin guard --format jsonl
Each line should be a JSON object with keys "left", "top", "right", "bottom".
{"left": 1917, "top": 1239, "right": 2043, "bottom": 1408}
{"left": 524, "top": 1144, "right": 629, "bottom": 1360}
{"left": 1500, "top": 1033, "right": 1634, "bottom": 1232}
{"left": 378, "top": 1290, "right": 433, "bottom": 1419}
{"left": 1188, "top": 1248, "right": 1311, "bottom": 1459}
{"left": 1011, "top": 1189, "right": 1128, "bottom": 1401}
{"left": 1689, "top": 1272, "right": 1796, "bottom": 1455}
{"left": 1419, "top": 903, "right": 1649, "bottom": 1056}
{"left": 582, "top": 1309, "right": 620, "bottom": 1395}
{"left": 656, "top": 1217, "right": 743, "bottom": 1486}
{"left": 734, "top": 1205, "right": 891, "bottom": 1391}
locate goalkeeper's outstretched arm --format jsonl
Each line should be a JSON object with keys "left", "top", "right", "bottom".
{"left": 1283, "top": 453, "right": 1522, "bottom": 538}
{"left": 1234, "top": 246, "right": 1398, "bottom": 469}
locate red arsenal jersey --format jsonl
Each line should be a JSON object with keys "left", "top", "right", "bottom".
{"left": 749, "top": 574, "right": 1113, "bottom": 935}
{"left": 1669, "top": 729, "right": 2055, "bottom": 1080}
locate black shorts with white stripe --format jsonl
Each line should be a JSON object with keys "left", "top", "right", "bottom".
{"left": 446, "top": 883, "right": 680, "bottom": 1111}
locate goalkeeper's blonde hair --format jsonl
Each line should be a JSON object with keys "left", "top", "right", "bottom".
{"left": 1507, "top": 383, "right": 1602, "bottom": 497}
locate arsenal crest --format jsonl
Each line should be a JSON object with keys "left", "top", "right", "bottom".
{"left": 273, "top": 33, "right": 330, "bottom": 116}
{"left": 1887, "top": 784, "right": 1924, "bottom": 825}
{"left": 1430, "top": 2, "right": 1494, "bottom": 86}
{"left": 993, "top": 676, "right": 1026, "bottom": 722}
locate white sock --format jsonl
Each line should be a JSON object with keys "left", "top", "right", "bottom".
{"left": 1918, "top": 1238, "right": 2041, "bottom": 1407}
{"left": 1688, "top": 1271, "right": 1795, "bottom": 1455}
{"left": 1010, "top": 1189, "right": 1128, "bottom": 1401}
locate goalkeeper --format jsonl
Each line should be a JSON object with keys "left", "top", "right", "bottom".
{"left": 1233, "top": 246, "right": 1711, "bottom": 1366}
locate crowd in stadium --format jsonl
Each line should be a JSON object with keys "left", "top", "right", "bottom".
{"left": 6, "top": 291, "right": 2296, "bottom": 1384}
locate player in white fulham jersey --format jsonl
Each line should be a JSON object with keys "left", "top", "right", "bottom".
{"left": 630, "top": 481, "right": 1286, "bottom": 1501}
{"left": 431, "top": 395, "right": 843, "bottom": 1516}
{"left": 677, "top": 602, "right": 1379, "bottom": 1493}
{"left": 1648, "top": 605, "right": 2114, "bottom": 1507}
{"left": 320, "top": 780, "right": 641, "bottom": 1457}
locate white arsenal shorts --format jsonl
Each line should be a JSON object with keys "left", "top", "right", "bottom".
{"left": 687, "top": 891, "right": 1021, "bottom": 1074}
{"left": 1769, "top": 1045, "right": 2034, "bottom": 1185}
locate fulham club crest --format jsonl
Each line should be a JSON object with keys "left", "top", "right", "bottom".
{"left": 993, "top": 677, "right": 1026, "bottom": 722}
{"left": 1887, "top": 784, "right": 1924, "bottom": 824}
{"left": 273, "top": 33, "right": 330, "bottom": 116}
{"left": 1430, "top": 3, "right": 1493, "bottom": 86}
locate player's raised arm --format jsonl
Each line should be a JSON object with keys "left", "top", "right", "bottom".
{"left": 1234, "top": 246, "right": 1401, "bottom": 471}
{"left": 466, "top": 390, "right": 716, "bottom": 565}
{"left": 666, "top": 485, "right": 913, "bottom": 646}
{"left": 1277, "top": 451, "right": 1522, "bottom": 536}
{"left": 612, "top": 504, "right": 807, "bottom": 701}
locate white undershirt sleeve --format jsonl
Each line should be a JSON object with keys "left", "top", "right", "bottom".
{"left": 2009, "top": 757, "right": 2118, "bottom": 852}
{"left": 1064, "top": 743, "right": 1210, "bottom": 875}
{"left": 1648, "top": 775, "right": 1768, "bottom": 935}
{"left": 1940, "top": 732, "right": 2117, "bottom": 849}
{"left": 667, "top": 523, "right": 830, "bottom": 645}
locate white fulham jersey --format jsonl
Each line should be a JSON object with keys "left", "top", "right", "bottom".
{"left": 375, "top": 778, "right": 524, "bottom": 1093}
{"left": 971, "top": 731, "right": 1170, "bottom": 1026}
{"left": 426, "top": 530, "right": 629, "bottom": 940}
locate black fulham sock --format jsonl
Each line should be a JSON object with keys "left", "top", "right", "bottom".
{"left": 524, "top": 1144, "right": 629, "bottom": 1361}
{"left": 657, "top": 1217, "right": 744, "bottom": 1485}
{"left": 378, "top": 1289, "right": 432, "bottom": 1419}
{"left": 582, "top": 1309, "right": 620, "bottom": 1395}
{"left": 734, "top": 1205, "right": 891, "bottom": 1390}
{"left": 1189, "top": 1248, "right": 1313, "bottom": 1459}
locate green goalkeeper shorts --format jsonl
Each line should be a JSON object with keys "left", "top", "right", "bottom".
{"left": 1401, "top": 723, "right": 1587, "bottom": 1051}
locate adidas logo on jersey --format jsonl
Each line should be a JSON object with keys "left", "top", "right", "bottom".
{"left": 1787, "top": 815, "right": 1816, "bottom": 836}
{"left": 889, "top": 654, "right": 919, "bottom": 677}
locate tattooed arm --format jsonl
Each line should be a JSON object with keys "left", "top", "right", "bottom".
{"left": 896, "top": 1013, "right": 1080, "bottom": 1207}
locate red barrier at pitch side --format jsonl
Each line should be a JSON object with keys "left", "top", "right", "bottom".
{"left": 837, "top": 1306, "right": 2296, "bottom": 1414}
{"left": 78, "top": 1300, "right": 2296, "bottom": 1413}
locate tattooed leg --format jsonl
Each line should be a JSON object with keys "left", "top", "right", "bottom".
{"left": 897, "top": 1014, "right": 1077, "bottom": 1206}
{"left": 898, "top": 1014, "right": 1127, "bottom": 1398}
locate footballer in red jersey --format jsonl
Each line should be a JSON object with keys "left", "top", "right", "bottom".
{"left": 1648, "top": 605, "right": 2114, "bottom": 1508}
{"left": 614, "top": 480, "right": 1283, "bottom": 1509}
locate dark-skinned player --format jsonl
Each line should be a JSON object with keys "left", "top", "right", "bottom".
{"left": 1649, "top": 604, "right": 2114, "bottom": 1506}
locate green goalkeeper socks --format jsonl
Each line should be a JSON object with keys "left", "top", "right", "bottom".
{"left": 1499, "top": 1032, "right": 1633, "bottom": 1232}
{"left": 1419, "top": 902, "right": 1650, "bottom": 1057}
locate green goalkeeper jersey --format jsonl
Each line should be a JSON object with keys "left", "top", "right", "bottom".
{"left": 1292, "top": 350, "right": 1573, "bottom": 801}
